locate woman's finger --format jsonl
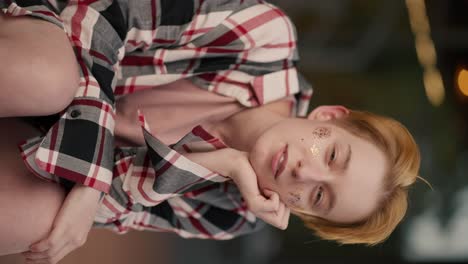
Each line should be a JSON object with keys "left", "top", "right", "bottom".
{"left": 258, "top": 209, "right": 283, "bottom": 229}
{"left": 261, "top": 202, "right": 290, "bottom": 230}
{"left": 24, "top": 258, "right": 49, "bottom": 264}
{"left": 25, "top": 242, "right": 74, "bottom": 264}
{"left": 28, "top": 237, "right": 52, "bottom": 253}
{"left": 280, "top": 207, "right": 291, "bottom": 230}
{"left": 22, "top": 241, "right": 69, "bottom": 261}
{"left": 22, "top": 251, "right": 47, "bottom": 260}
{"left": 262, "top": 189, "right": 274, "bottom": 197}
{"left": 260, "top": 190, "right": 280, "bottom": 211}
{"left": 29, "top": 226, "right": 64, "bottom": 253}
{"left": 47, "top": 241, "right": 78, "bottom": 264}
{"left": 26, "top": 225, "right": 68, "bottom": 264}
{"left": 273, "top": 202, "right": 286, "bottom": 228}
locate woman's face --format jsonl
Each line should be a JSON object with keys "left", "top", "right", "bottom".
{"left": 249, "top": 109, "right": 388, "bottom": 224}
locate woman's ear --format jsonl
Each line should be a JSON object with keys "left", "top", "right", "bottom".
{"left": 307, "top": 105, "right": 350, "bottom": 121}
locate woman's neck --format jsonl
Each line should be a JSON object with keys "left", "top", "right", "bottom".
{"left": 207, "top": 99, "right": 292, "bottom": 151}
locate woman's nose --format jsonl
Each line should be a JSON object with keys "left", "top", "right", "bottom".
{"left": 292, "top": 159, "right": 330, "bottom": 183}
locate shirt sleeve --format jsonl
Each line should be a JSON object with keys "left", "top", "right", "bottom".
{"left": 118, "top": 113, "right": 231, "bottom": 207}
{"left": 8, "top": 0, "right": 130, "bottom": 193}
{"left": 1, "top": 1, "right": 63, "bottom": 27}
{"left": 95, "top": 181, "right": 265, "bottom": 239}
{"left": 141, "top": 114, "right": 266, "bottom": 239}
{"left": 32, "top": 1, "right": 130, "bottom": 193}
{"left": 115, "top": 0, "right": 313, "bottom": 116}
{"left": 141, "top": 182, "right": 265, "bottom": 240}
{"left": 91, "top": 111, "right": 264, "bottom": 238}
{"left": 94, "top": 126, "right": 265, "bottom": 239}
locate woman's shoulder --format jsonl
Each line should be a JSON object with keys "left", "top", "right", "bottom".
{"left": 262, "top": 96, "right": 296, "bottom": 117}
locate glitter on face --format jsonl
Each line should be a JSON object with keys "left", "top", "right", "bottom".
{"left": 287, "top": 191, "right": 301, "bottom": 206}
{"left": 310, "top": 144, "right": 320, "bottom": 157}
{"left": 312, "top": 127, "right": 331, "bottom": 139}
{"left": 287, "top": 187, "right": 305, "bottom": 210}
{"left": 308, "top": 127, "right": 330, "bottom": 158}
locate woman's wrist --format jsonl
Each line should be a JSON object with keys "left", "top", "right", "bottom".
{"left": 71, "top": 184, "right": 102, "bottom": 202}
{"left": 224, "top": 149, "right": 250, "bottom": 180}
{"left": 213, "top": 148, "right": 240, "bottom": 178}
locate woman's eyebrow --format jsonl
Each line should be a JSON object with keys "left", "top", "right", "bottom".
{"left": 341, "top": 144, "right": 352, "bottom": 174}
{"left": 324, "top": 145, "right": 351, "bottom": 215}
{"left": 324, "top": 186, "right": 336, "bottom": 216}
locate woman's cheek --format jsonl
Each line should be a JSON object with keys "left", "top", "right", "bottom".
{"left": 281, "top": 187, "right": 305, "bottom": 210}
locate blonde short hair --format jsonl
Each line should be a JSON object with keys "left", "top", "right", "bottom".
{"left": 296, "top": 110, "right": 422, "bottom": 245}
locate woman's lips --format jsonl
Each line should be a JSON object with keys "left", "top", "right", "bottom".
{"left": 272, "top": 144, "right": 288, "bottom": 179}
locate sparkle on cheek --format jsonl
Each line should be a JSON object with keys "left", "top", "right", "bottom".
{"left": 308, "top": 127, "right": 330, "bottom": 158}
{"left": 309, "top": 144, "right": 320, "bottom": 157}
{"left": 312, "top": 127, "right": 331, "bottom": 139}
{"left": 287, "top": 189, "right": 304, "bottom": 209}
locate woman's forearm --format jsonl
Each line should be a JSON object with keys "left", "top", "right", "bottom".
{"left": 70, "top": 183, "right": 102, "bottom": 204}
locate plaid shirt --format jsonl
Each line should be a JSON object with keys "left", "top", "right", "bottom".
{"left": 3, "top": 0, "right": 313, "bottom": 239}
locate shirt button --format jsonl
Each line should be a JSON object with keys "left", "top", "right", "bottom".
{"left": 70, "top": 109, "right": 81, "bottom": 118}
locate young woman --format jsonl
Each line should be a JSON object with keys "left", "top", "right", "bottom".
{"left": 0, "top": 1, "right": 420, "bottom": 263}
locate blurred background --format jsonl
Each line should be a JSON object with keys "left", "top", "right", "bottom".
{"left": 2, "top": 0, "right": 468, "bottom": 263}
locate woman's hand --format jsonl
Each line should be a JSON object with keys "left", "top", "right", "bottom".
{"left": 229, "top": 152, "right": 290, "bottom": 230}
{"left": 183, "top": 147, "right": 290, "bottom": 230}
{"left": 21, "top": 184, "right": 102, "bottom": 264}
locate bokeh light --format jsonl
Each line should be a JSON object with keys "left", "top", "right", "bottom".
{"left": 456, "top": 68, "right": 468, "bottom": 97}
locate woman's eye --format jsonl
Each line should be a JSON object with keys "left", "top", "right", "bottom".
{"left": 329, "top": 147, "right": 336, "bottom": 164}
{"left": 315, "top": 186, "right": 324, "bottom": 205}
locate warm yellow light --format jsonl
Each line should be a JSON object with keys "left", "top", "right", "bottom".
{"left": 415, "top": 35, "right": 436, "bottom": 66}
{"left": 406, "top": 0, "right": 444, "bottom": 107}
{"left": 457, "top": 69, "right": 468, "bottom": 97}
{"left": 406, "top": 0, "right": 430, "bottom": 34}
{"left": 423, "top": 69, "right": 445, "bottom": 106}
